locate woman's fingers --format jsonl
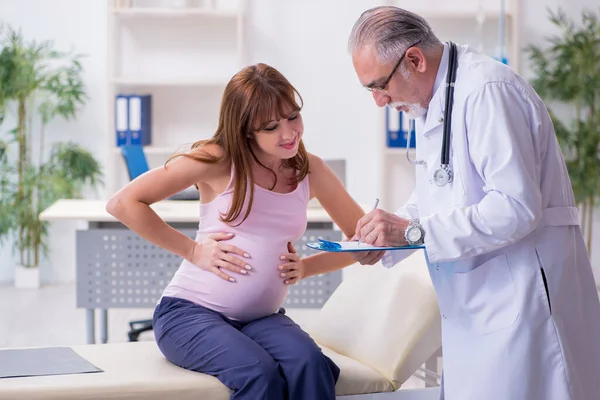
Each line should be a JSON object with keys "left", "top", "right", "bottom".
{"left": 287, "top": 241, "right": 296, "bottom": 254}
{"left": 284, "top": 276, "right": 298, "bottom": 285}
{"left": 279, "top": 242, "right": 301, "bottom": 285}
{"left": 278, "top": 261, "right": 297, "bottom": 272}
{"left": 220, "top": 252, "right": 252, "bottom": 272}
{"left": 279, "top": 252, "right": 299, "bottom": 262}
{"left": 214, "top": 258, "right": 247, "bottom": 277}
{"left": 218, "top": 243, "right": 250, "bottom": 259}
{"left": 279, "top": 263, "right": 300, "bottom": 286}
{"left": 209, "top": 252, "right": 254, "bottom": 282}
{"left": 208, "top": 232, "right": 235, "bottom": 242}
{"left": 280, "top": 266, "right": 299, "bottom": 284}
{"left": 209, "top": 266, "right": 236, "bottom": 282}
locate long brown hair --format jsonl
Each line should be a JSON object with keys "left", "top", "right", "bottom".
{"left": 166, "top": 63, "right": 309, "bottom": 226}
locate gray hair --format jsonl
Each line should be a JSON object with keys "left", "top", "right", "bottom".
{"left": 348, "top": 6, "right": 441, "bottom": 65}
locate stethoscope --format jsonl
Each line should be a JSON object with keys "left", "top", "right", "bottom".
{"left": 406, "top": 41, "right": 458, "bottom": 187}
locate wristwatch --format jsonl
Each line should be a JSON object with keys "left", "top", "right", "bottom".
{"left": 404, "top": 219, "right": 425, "bottom": 246}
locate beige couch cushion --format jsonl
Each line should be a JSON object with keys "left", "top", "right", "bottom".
{"left": 0, "top": 341, "right": 393, "bottom": 399}
{"left": 322, "top": 346, "right": 393, "bottom": 396}
{"left": 307, "top": 251, "right": 442, "bottom": 390}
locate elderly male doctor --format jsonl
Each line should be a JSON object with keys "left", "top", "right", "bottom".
{"left": 348, "top": 6, "right": 600, "bottom": 400}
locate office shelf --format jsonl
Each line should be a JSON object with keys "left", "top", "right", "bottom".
{"left": 110, "top": 7, "right": 238, "bottom": 18}
{"left": 420, "top": 10, "right": 513, "bottom": 20}
{"left": 112, "top": 146, "right": 181, "bottom": 155}
{"left": 113, "top": 76, "right": 230, "bottom": 87}
{"left": 106, "top": 0, "right": 244, "bottom": 194}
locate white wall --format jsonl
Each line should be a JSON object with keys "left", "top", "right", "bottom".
{"left": 0, "top": 0, "right": 599, "bottom": 284}
{"left": 0, "top": 0, "right": 108, "bottom": 283}
{"left": 245, "top": 0, "right": 384, "bottom": 205}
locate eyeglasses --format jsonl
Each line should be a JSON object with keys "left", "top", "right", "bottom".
{"left": 366, "top": 39, "right": 422, "bottom": 93}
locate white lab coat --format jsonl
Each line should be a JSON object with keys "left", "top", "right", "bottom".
{"left": 383, "top": 44, "right": 600, "bottom": 399}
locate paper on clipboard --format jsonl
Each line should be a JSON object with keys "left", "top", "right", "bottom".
{"left": 306, "top": 238, "right": 425, "bottom": 252}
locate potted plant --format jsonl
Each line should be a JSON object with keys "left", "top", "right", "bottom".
{"left": 526, "top": 8, "right": 600, "bottom": 256}
{"left": 0, "top": 25, "right": 103, "bottom": 288}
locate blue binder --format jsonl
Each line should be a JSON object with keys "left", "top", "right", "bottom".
{"left": 120, "top": 145, "right": 150, "bottom": 180}
{"left": 386, "top": 108, "right": 416, "bottom": 148}
{"left": 128, "top": 95, "right": 152, "bottom": 146}
{"left": 115, "top": 95, "right": 129, "bottom": 146}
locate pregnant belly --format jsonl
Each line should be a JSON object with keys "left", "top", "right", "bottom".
{"left": 168, "top": 244, "right": 289, "bottom": 321}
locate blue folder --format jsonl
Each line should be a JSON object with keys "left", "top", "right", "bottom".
{"left": 128, "top": 95, "right": 152, "bottom": 146}
{"left": 120, "top": 145, "right": 149, "bottom": 180}
{"left": 307, "top": 238, "right": 425, "bottom": 253}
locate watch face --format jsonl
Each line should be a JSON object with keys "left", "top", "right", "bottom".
{"left": 407, "top": 226, "right": 422, "bottom": 242}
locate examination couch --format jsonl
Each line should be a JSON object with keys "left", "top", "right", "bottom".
{"left": 0, "top": 251, "right": 442, "bottom": 400}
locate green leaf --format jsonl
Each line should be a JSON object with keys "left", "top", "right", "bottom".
{"left": 0, "top": 23, "right": 102, "bottom": 267}
{"left": 525, "top": 7, "right": 600, "bottom": 210}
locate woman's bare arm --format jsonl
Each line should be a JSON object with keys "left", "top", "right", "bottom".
{"left": 301, "top": 154, "right": 366, "bottom": 277}
{"left": 106, "top": 146, "right": 232, "bottom": 263}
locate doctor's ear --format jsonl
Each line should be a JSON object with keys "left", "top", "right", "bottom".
{"left": 406, "top": 47, "right": 428, "bottom": 73}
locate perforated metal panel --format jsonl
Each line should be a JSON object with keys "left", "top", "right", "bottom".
{"left": 76, "top": 228, "right": 342, "bottom": 309}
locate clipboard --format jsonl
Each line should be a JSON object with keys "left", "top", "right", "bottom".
{"left": 306, "top": 238, "right": 425, "bottom": 253}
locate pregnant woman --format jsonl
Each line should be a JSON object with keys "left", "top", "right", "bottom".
{"left": 106, "top": 63, "right": 364, "bottom": 399}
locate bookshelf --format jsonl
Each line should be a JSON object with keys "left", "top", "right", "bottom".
{"left": 106, "top": 0, "right": 244, "bottom": 195}
{"left": 379, "top": 0, "right": 520, "bottom": 211}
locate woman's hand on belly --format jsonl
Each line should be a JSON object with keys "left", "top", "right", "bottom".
{"left": 278, "top": 242, "right": 305, "bottom": 285}
{"left": 190, "top": 232, "right": 252, "bottom": 282}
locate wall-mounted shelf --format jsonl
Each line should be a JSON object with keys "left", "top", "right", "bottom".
{"left": 420, "top": 11, "right": 513, "bottom": 20}
{"left": 106, "top": 0, "right": 244, "bottom": 194}
{"left": 112, "top": 146, "right": 182, "bottom": 155}
{"left": 110, "top": 7, "right": 238, "bottom": 18}
{"left": 113, "top": 76, "right": 230, "bottom": 87}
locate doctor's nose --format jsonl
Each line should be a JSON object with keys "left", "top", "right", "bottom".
{"left": 372, "top": 90, "right": 390, "bottom": 108}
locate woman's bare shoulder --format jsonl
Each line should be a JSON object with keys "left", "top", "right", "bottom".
{"left": 307, "top": 152, "right": 326, "bottom": 172}
{"left": 188, "top": 142, "right": 227, "bottom": 160}
{"left": 165, "top": 142, "right": 230, "bottom": 184}
{"left": 192, "top": 143, "right": 234, "bottom": 189}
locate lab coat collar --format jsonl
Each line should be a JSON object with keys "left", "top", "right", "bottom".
{"left": 422, "top": 42, "right": 450, "bottom": 135}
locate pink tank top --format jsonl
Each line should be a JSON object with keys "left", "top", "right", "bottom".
{"left": 161, "top": 167, "right": 310, "bottom": 321}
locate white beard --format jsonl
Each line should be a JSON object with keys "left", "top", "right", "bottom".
{"left": 387, "top": 102, "right": 427, "bottom": 120}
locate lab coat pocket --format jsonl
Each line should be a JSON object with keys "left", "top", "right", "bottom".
{"left": 534, "top": 247, "right": 552, "bottom": 315}
{"left": 451, "top": 254, "right": 519, "bottom": 335}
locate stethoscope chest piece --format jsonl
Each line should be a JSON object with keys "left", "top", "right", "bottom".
{"left": 433, "top": 165, "right": 453, "bottom": 187}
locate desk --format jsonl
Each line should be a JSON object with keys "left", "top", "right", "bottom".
{"left": 40, "top": 199, "right": 356, "bottom": 344}
{"left": 39, "top": 199, "right": 346, "bottom": 224}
